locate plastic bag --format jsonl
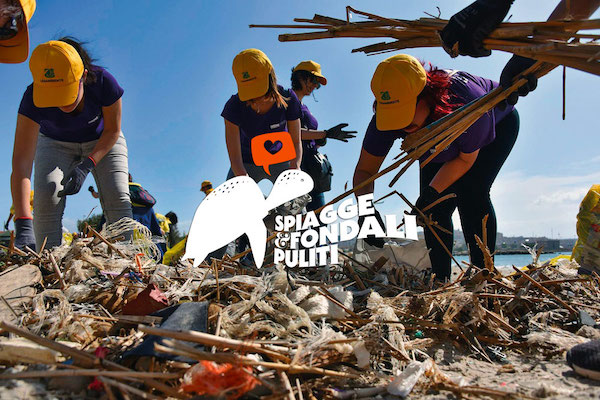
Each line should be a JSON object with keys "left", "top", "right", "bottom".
{"left": 387, "top": 359, "right": 432, "bottom": 397}
{"left": 180, "top": 361, "right": 258, "bottom": 399}
{"left": 571, "top": 185, "right": 600, "bottom": 273}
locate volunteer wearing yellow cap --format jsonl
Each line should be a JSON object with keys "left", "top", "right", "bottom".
{"left": 10, "top": 37, "right": 131, "bottom": 249}
{"left": 291, "top": 60, "right": 356, "bottom": 211}
{"left": 200, "top": 180, "right": 213, "bottom": 196}
{"left": 0, "top": 0, "right": 35, "bottom": 63}
{"left": 353, "top": 54, "right": 520, "bottom": 281}
{"left": 222, "top": 48, "right": 302, "bottom": 183}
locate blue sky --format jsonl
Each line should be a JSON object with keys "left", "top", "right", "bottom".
{"left": 1, "top": 1, "right": 598, "bottom": 239}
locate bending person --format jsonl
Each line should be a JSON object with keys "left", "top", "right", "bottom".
{"left": 222, "top": 49, "right": 302, "bottom": 263}
{"left": 291, "top": 60, "right": 356, "bottom": 211}
{"left": 11, "top": 38, "right": 131, "bottom": 249}
{"left": 223, "top": 48, "right": 302, "bottom": 182}
{"left": 353, "top": 54, "right": 520, "bottom": 281}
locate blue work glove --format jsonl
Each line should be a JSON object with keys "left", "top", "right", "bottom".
{"left": 14, "top": 217, "right": 36, "bottom": 251}
{"left": 358, "top": 209, "right": 385, "bottom": 248}
{"left": 325, "top": 123, "right": 357, "bottom": 143}
{"left": 499, "top": 55, "right": 538, "bottom": 107}
{"left": 59, "top": 157, "right": 95, "bottom": 197}
{"left": 440, "top": 0, "right": 514, "bottom": 58}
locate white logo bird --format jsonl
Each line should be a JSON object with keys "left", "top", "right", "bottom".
{"left": 183, "top": 170, "right": 314, "bottom": 268}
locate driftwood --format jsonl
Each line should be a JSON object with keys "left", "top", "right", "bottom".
{"left": 252, "top": 6, "right": 600, "bottom": 76}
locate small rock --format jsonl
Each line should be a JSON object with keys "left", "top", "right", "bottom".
{"left": 576, "top": 325, "right": 600, "bottom": 340}
{"left": 48, "top": 375, "right": 92, "bottom": 393}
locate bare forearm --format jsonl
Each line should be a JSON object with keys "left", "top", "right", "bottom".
{"left": 301, "top": 129, "right": 326, "bottom": 140}
{"left": 89, "top": 130, "right": 120, "bottom": 163}
{"left": 549, "top": 0, "right": 600, "bottom": 20}
{"left": 226, "top": 146, "right": 246, "bottom": 176}
{"left": 290, "top": 140, "right": 302, "bottom": 169}
{"left": 429, "top": 158, "right": 474, "bottom": 193}
{"left": 225, "top": 130, "right": 246, "bottom": 176}
{"left": 10, "top": 172, "right": 32, "bottom": 219}
{"left": 288, "top": 120, "right": 302, "bottom": 169}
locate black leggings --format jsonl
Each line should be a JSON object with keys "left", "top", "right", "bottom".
{"left": 420, "top": 109, "right": 520, "bottom": 280}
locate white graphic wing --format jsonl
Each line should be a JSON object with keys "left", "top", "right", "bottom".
{"left": 264, "top": 170, "right": 314, "bottom": 212}
{"left": 183, "top": 177, "right": 267, "bottom": 267}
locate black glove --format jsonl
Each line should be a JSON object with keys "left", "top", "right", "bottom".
{"left": 14, "top": 218, "right": 36, "bottom": 251}
{"left": 88, "top": 186, "right": 95, "bottom": 193}
{"left": 325, "top": 123, "right": 357, "bottom": 143}
{"left": 499, "top": 55, "right": 538, "bottom": 107}
{"left": 440, "top": 0, "right": 514, "bottom": 58}
{"left": 59, "top": 157, "right": 95, "bottom": 197}
{"left": 358, "top": 209, "right": 385, "bottom": 248}
{"left": 410, "top": 186, "right": 440, "bottom": 226}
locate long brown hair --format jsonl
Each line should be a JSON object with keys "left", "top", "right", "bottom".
{"left": 246, "top": 70, "right": 289, "bottom": 110}
{"left": 58, "top": 37, "right": 98, "bottom": 85}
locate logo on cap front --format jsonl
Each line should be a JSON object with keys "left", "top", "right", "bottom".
{"left": 242, "top": 71, "right": 250, "bottom": 79}
{"left": 44, "top": 69, "right": 55, "bottom": 78}
{"left": 380, "top": 91, "right": 391, "bottom": 101}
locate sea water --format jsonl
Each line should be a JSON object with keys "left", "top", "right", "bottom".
{"left": 453, "top": 251, "right": 572, "bottom": 275}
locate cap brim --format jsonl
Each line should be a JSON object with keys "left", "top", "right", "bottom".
{"left": 237, "top": 78, "right": 269, "bottom": 102}
{"left": 33, "top": 80, "right": 80, "bottom": 108}
{"left": 0, "top": 24, "right": 29, "bottom": 64}
{"left": 375, "top": 100, "right": 416, "bottom": 131}
{"left": 314, "top": 73, "right": 327, "bottom": 85}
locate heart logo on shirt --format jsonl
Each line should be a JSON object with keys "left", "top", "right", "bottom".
{"left": 264, "top": 140, "right": 282, "bottom": 155}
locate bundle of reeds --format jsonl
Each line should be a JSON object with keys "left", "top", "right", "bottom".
{"left": 251, "top": 6, "right": 600, "bottom": 77}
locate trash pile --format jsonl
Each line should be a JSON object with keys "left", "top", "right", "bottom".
{"left": 0, "top": 220, "right": 599, "bottom": 399}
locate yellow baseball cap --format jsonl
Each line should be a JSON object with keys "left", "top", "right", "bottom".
{"left": 371, "top": 54, "right": 427, "bottom": 131}
{"left": 201, "top": 180, "right": 212, "bottom": 190}
{"left": 0, "top": 0, "right": 36, "bottom": 63}
{"left": 293, "top": 60, "right": 327, "bottom": 85}
{"left": 232, "top": 49, "right": 273, "bottom": 101}
{"left": 29, "top": 40, "right": 84, "bottom": 108}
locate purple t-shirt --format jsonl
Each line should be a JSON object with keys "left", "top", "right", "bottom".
{"left": 18, "top": 66, "right": 124, "bottom": 143}
{"left": 300, "top": 103, "right": 318, "bottom": 131}
{"left": 221, "top": 86, "right": 302, "bottom": 163}
{"left": 362, "top": 70, "right": 514, "bottom": 163}
{"left": 300, "top": 103, "right": 320, "bottom": 150}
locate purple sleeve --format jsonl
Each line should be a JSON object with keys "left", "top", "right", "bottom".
{"left": 361, "top": 116, "right": 399, "bottom": 157}
{"left": 98, "top": 68, "right": 124, "bottom": 106}
{"left": 221, "top": 95, "right": 242, "bottom": 125}
{"left": 17, "top": 85, "right": 39, "bottom": 122}
{"left": 451, "top": 74, "right": 496, "bottom": 154}
{"left": 301, "top": 104, "right": 319, "bottom": 130}
{"left": 285, "top": 89, "right": 302, "bottom": 121}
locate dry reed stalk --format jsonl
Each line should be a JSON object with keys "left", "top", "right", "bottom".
{"left": 155, "top": 339, "right": 362, "bottom": 379}
{"left": 0, "top": 321, "right": 187, "bottom": 399}
{"left": 98, "top": 377, "right": 163, "bottom": 400}
{"left": 253, "top": 7, "right": 600, "bottom": 76}
{"left": 511, "top": 266, "right": 578, "bottom": 315}
{"left": 0, "top": 370, "right": 181, "bottom": 380}
{"left": 138, "top": 325, "right": 290, "bottom": 363}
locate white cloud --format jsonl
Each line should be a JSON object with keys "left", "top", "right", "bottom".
{"left": 533, "top": 188, "right": 589, "bottom": 205}
{"left": 490, "top": 171, "right": 600, "bottom": 238}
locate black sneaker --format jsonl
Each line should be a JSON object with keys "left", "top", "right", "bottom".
{"left": 566, "top": 340, "right": 600, "bottom": 381}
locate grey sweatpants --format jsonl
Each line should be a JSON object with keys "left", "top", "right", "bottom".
{"left": 33, "top": 133, "right": 132, "bottom": 248}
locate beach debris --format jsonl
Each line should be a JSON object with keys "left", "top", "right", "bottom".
{"left": 0, "top": 215, "right": 597, "bottom": 399}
